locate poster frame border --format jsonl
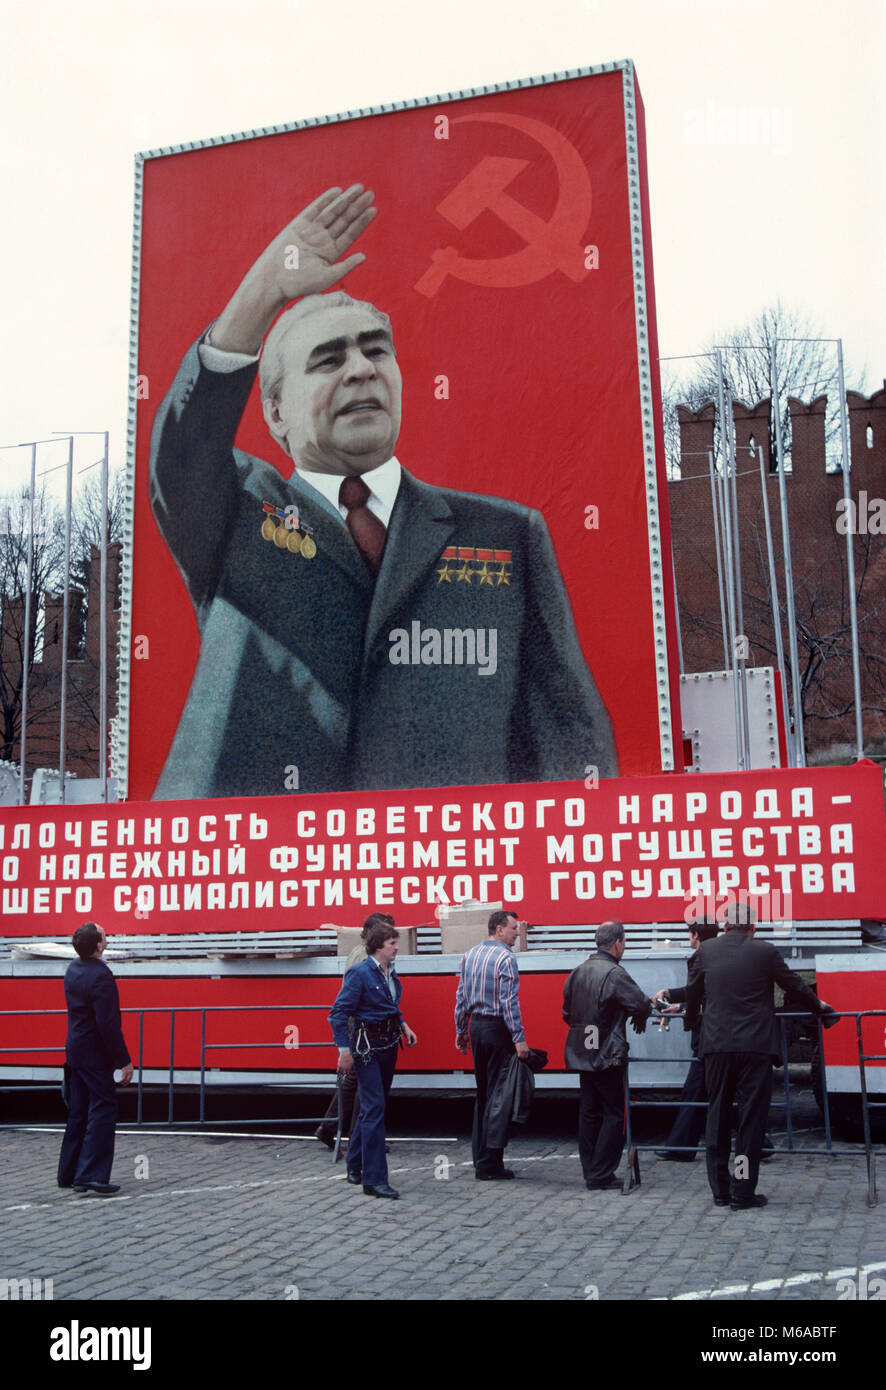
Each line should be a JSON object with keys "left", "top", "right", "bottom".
{"left": 118, "top": 57, "right": 674, "bottom": 800}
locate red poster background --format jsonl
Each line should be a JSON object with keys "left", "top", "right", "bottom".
{"left": 128, "top": 67, "right": 678, "bottom": 800}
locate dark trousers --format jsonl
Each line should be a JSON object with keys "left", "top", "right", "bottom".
{"left": 663, "top": 1057, "right": 708, "bottom": 1157}
{"left": 704, "top": 1051, "right": 772, "bottom": 1202}
{"left": 578, "top": 1067, "right": 626, "bottom": 1184}
{"left": 469, "top": 1016, "right": 514, "bottom": 1176}
{"left": 347, "top": 1044, "right": 398, "bottom": 1187}
{"left": 317, "top": 1069, "right": 360, "bottom": 1145}
{"left": 57, "top": 1062, "right": 118, "bottom": 1186}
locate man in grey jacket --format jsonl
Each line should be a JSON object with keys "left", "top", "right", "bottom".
{"left": 563, "top": 921, "right": 652, "bottom": 1189}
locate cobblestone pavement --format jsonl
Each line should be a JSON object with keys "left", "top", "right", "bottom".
{"left": 1, "top": 1121, "right": 883, "bottom": 1303}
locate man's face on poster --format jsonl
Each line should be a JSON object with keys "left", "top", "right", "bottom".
{"left": 263, "top": 304, "right": 402, "bottom": 476}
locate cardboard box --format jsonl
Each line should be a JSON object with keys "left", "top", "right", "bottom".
{"left": 336, "top": 926, "right": 417, "bottom": 958}
{"left": 440, "top": 903, "right": 527, "bottom": 955}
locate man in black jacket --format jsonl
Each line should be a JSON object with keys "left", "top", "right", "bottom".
{"left": 57, "top": 923, "right": 133, "bottom": 1196}
{"left": 563, "top": 921, "right": 653, "bottom": 1190}
{"left": 684, "top": 903, "right": 836, "bottom": 1211}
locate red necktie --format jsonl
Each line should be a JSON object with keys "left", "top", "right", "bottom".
{"left": 339, "top": 475, "right": 387, "bottom": 577}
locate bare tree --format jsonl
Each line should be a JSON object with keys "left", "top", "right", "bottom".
{"left": 70, "top": 470, "right": 124, "bottom": 591}
{"left": 0, "top": 473, "right": 122, "bottom": 777}
{"left": 661, "top": 302, "right": 868, "bottom": 475}
{"left": 667, "top": 306, "right": 878, "bottom": 758}
{"left": 0, "top": 488, "right": 66, "bottom": 761}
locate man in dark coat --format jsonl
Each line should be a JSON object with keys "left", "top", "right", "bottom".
{"left": 57, "top": 923, "right": 133, "bottom": 1196}
{"left": 684, "top": 903, "right": 837, "bottom": 1211}
{"left": 149, "top": 183, "right": 616, "bottom": 799}
{"left": 562, "top": 921, "right": 653, "bottom": 1190}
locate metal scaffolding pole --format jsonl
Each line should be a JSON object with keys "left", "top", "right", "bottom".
{"left": 678, "top": 448, "right": 730, "bottom": 671}
{"left": 769, "top": 341, "right": 805, "bottom": 766}
{"left": 99, "top": 432, "right": 110, "bottom": 798}
{"left": 726, "top": 384, "right": 751, "bottom": 764}
{"left": 706, "top": 449, "right": 730, "bottom": 672}
{"left": 19, "top": 445, "right": 37, "bottom": 805}
{"left": 58, "top": 437, "right": 74, "bottom": 803}
{"left": 670, "top": 548, "right": 684, "bottom": 674}
{"left": 835, "top": 340, "right": 864, "bottom": 758}
{"left": 755, "top": 444, "right": 790, "bottom": 761}
{"left": 54, "top": 429, "right": 113, "bottom": 798}
{"left": 715, "top": 352, "right": 746, "bottom": 769}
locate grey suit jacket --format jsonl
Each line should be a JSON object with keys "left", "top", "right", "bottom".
{"left": 148, "top": 336, "right": 618, "bottom": 799}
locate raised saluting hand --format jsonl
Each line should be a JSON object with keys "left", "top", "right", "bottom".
{"left": 212, "top": 184, "right": 377, "bottom": 355}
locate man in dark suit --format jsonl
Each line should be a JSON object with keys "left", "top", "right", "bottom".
{"left": 57, "top": 923, "right": 133, "bottom": 1197}
{"left": 149, "top": 184, "right": 617, "bottom": 799}
{"left": 562, "top": 920, "right": 653, "bottom": 1190}
{"left": 684, "top": 903, "right": 836, "bottom": 1211}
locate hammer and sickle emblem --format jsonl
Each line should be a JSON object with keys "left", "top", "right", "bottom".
{"left": 414, "top": 112, "right": 592, "bottom": 297}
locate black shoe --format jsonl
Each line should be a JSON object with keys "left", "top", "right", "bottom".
{"left": 731, "top": 1193, "right": 768, "bottom": 1211}
{"left": 712, "top": 1195, "right": 731, "bottom": 1207}
{"left": 315, "top": 1129, "right": 335, "bottom": 1151}
{"left": 57, "top": 1180, "right": 74, "bottom": 1189}
{"left": 346, "top": 1169, "right": 362, "bottom": 1184}
{"left": 75, "top": 1182, "right": 121, "bottom": 1197}
{"left": 586, "top": 1175, "right": 621, "bottom": 1190}
{"left": 363, "top": 1183, "right": 399, "bottom": 1199}
{"left": 475, "top": 1168, "right": 516, "bottom": 1180}
{"left": 654, "top": 1150, "right": 696, "bottom": 1162}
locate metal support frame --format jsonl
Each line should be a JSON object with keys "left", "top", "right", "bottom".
{"left": 754, "top": 443, "right": 790, "bottom": 756}
{"left": 678, "top": 450, "right": 730, "bottom": 673}
{"left": 706, "top": 450, "right": 730, "bottom": 673}
{"left": 714, "top": 353, "right": 748, "bottom": 769}
{"left": 0, "top": 437, "right": 77, "bottom": 802}
{"left": 835, "top": 341, "right": 865, "bottom": 758}
{"left": 58, "top": 437, "right": 73, "bottom": 802}
{"left": 769, "top": 341, "right": 805, "bottom": 765}
{"left": 53, "top": 430, "right": 113, "bottom": 799}
{"left": 19, "top": 445, "right": 37, "bottom": 804}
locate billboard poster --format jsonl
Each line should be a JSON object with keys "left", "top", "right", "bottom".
{"left": 121, "top": 60, "right": 679, "bottom": 812}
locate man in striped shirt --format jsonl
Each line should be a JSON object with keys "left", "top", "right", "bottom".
{"left": 455, "top": 910, "right": 530, "bottom": 1180}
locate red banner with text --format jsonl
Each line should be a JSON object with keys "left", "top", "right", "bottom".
{"left": 1, "top": 764, "right": 883, "bottom": 936}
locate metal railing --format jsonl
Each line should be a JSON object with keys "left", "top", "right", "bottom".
{"left": 1, "top": 1004, "right": 883, "bottom": 1197}
{"left": 622, "top": 1010, "right": 883, "bottom": 1205}
{"left": 0, "top": 1003, "right": 345, "bottom": 1161}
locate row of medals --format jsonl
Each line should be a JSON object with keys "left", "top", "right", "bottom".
{"left": 260, "top": 517, "right": 317, "bottom": 559}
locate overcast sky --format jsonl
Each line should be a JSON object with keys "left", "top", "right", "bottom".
{"left": 1, "top": 0, "right": 883, "bottom": 493}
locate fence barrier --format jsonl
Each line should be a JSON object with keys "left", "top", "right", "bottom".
{"left": 0, "top": 1004, "right": 345, "bottom": 1162}
{"left": 623, "top": 1010, "right": 882, "bottom": 1206}
{"left": 0, "top": 1006, "right": 882, "bottom": 1200}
